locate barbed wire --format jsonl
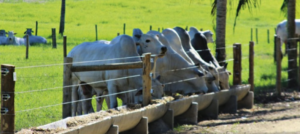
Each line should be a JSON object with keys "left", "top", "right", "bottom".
{"left": 14, "top": 75, "right": 140, "bottom": 94}
{"left": 15, "top": 55, "right": 143, "bottom": 69}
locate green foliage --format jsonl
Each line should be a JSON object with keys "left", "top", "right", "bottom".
{"left": 0, "top": 0, "right": 299, "bottom": 131}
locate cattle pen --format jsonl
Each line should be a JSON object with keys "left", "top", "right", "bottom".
{"left": 1, "top": 38, "right": 256, "bottom": 133}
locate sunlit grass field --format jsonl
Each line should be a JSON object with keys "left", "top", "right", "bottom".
{"left": 0, "top": 0, "right": 299, "bottom": 131}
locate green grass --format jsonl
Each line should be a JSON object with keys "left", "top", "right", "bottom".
{"left": 0, "top": 0, "right": 300, "bottom": 131}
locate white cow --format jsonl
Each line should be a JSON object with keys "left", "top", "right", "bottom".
{"left": 276, "top": 19, "right": 300, "bottom": 54}
{"left": 147, "top": 28, "right": 219, "bottom": 92}
{"left": 190, "top": 29, "right": 231, "bottom": 90}
{"left": 23, "top": 29, "right": 47, "bottom": 44}
{"left": 0, "top": 30, "right": 6, "bottom": 37}
{"left": 6, "top": 31, "right": 25, "bottom": 45}
{"left": 134, "top": 29, "right": 209, "bottom": 95}
{"left": 188, "top": 27, "right": 214, "bottom": 43}
{"left": 68, "top": 34, "right": 166, "bottom": 116}
{"left": 172, "top": 27, "right": 219, "bottom": 92}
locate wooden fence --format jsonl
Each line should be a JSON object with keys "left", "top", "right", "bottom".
{"left": 1, "top": 38, "right": 256, "bottom": 133}
{"left": 62, "top": 53, "right": 153, "bottom": 118}
{"left": 274, "top": 35, "right": 300, "bottom": 95}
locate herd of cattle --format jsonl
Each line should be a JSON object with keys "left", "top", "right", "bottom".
{"left": 0, "top": 29, "right": 47, "bottom": 45}
{"left": 67, "top": 26, "right": 231, "bottom": 116}
{"left": 1, "top": 19, "right": 298, "bottom": 116}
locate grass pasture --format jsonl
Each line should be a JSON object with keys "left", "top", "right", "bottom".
{"left": 0, "top": 0, "right": 299, "bottom": 131}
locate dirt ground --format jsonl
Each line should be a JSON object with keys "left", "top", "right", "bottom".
{"left": 166, "top": 92, "right": 300, "bottom": 134}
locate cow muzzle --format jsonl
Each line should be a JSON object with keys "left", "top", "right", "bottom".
{"left": 157, "top": 46, "right": 167, "bottom": 58}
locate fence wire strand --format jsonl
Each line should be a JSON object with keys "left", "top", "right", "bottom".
{"left": 16, "top": 89, "right": 137, "bottom": 113}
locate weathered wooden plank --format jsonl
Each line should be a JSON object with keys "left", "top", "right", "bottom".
{"left": 71, "top": 62, "right": 143, "bottom": 72}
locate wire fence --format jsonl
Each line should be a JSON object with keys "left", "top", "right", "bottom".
{"left": 0, "top": 32, "right": 280, "bottom": 132}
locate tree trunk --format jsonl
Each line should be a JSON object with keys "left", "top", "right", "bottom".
{"left": 59, "top": 0, "right": 66, "bottom": 36}
{"left": 215, "top": 0, "right": 227, "bottom": 66}
{"left": 287, "top": 0, "right": 297, "bottom": 88}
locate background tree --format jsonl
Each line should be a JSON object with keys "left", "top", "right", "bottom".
{"left": 286, "top": 0, "right": 297, "bottom": 88}
{"left": 211, "top": 0, "right": 259, "bottom": 65}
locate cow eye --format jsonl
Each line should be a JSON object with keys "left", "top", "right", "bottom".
{"left": 146, "top": 39, "right": 150, "bottom": 43}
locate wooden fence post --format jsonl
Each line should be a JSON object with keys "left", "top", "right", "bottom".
{"left": 63, "top": 57, "right": 73, "bottom": 118}
{"left": 150, "top": 25, "right": 152, "bottom": 31}
{"left": 26, "top": 34, "right": 29, "bottom": 59}
{"left": 274, "top": 35, "right": 277, "bottom": 62}
{"left": 185, "top": 26, "right": 188, "bottom": 31}
{"left": 233, "top": 43, "right": 242, "bottom": 85}
{"left": 95, "top": 25, "right": 98, "bottom": 41}
{"left": 158, "top": 28, "right": 160, "bottom": 32}
{"left": 63, "top": 36, "right": 67, "bottom": 58}
{"left": 256, "top": 28, "right": 258, "bottom": 44}
{"left": 123, "top": 23, "right": 126, "bottom": 35}
{"left": 249, "top": 41, "right": 254, "bottom": 91}
{"left": 52, "top": 28, "right": 57, "bottom": 48}
{"left": 35, "top": 21, "right": 38, "bottom": 36}
{"left": 275, "top": 37, "right": 281, "bottom": 96}
{"left": 200, "top": 28, "right": 203, "bottom": 31}
{"left": 117, "top": 33, "right": 120, "bottom": 36}
{"left": 1, "top": 64, "right": 15, "bottom": 133}
{"left": 251, "top": 28, "right": 253, "bottom": 41}
{"left": 142, "top": 53, "right": 151, "bottom": 106}
{"left": 267, "top": 29, "right": 270, "bottom": 44}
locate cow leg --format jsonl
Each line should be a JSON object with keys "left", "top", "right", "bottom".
{"left": 107, "top": 83, "right": 118, "bottom": 108}
{"left": 76, "top": 87, "right": 83, "bottom": 115}
{"left": 71, "top": 81, "right": 79, "bottom": 117}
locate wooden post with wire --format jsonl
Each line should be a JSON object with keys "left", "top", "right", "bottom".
{"left": 233, "top": 43, "right": 242, "bottom": 85}
{"left": 275, "top": 36, "right": 281, "bottom": 96}
{"left": 95, "top": 25, "right": 98, "bottom": 41}
{"left": 142, "top": 53, "right": 151, "bottom": 106}
{"left": 298, "top": 37, "right": 300, "bottom": 90}
{"left": 274, "top": 35, "right": 277, "bottom": 62}
{"left": 63, "top": 57, "right": 73, "bottom": 118}
{"left": 26, "top": 34, "right": 29, "bottom": 59}
{"left": 35, "top": 21, "right": 38, "bottom": 36}
{"left": 1, "top": 64, "right": 15, "bottom": 133}
{"left": 267, "top": 29, "right": 270, "bottom": 44}
{"left": 256, "top": 28, "right": 258, "bottom": 44}
{"left": 52, "top": 28, "right": 57, "bottom": 48}
{"left": 251, "top": 28, "right": 253, "bottom": 41}
{"left": 63, "top": 36, "right": 67, "bottom": 58}
{"left": 150, "top": 25, "right": 152, "bottom": 30}
{"left": 123, "top": 23, "right": 126, "bottom": 34}
{"left": 249, "top": 41, "right": 254, "bottom": 91}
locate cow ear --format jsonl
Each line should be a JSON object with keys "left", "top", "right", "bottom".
{"left": 156, "top": 75, "right": 161, "bottom": 80}
{"left": 135, "top": 89, "right": 143, "bottom": 96}
{"left": 135, "top": 42, "right": 141, "bottom": 46}
{"left": 228, "top": 71, "right": 231, "bottom": 75}
{"left": 223, "top": 62, "right": 228, "bottom": 69}
{"left": 194, "top": 69, "right": 204, "bottom": 77}
{"left": 134, "top": 35, "right": 141, "bottom": 39}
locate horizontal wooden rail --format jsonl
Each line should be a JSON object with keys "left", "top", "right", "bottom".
{"left": 71, "top": 61, "right": 143, "bottom": 72}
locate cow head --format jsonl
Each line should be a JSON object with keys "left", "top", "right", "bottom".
{"left": 218, "top": 62, "right": 231, "bottom": 90}
{"left": 24, "top": 29, "right": 33, "bottom": 36}
{"left": 6, "top": 31, "right": 16, "bottom": 42}
{"left": 133, "top": 28, "right": 167, "bottom": 57}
